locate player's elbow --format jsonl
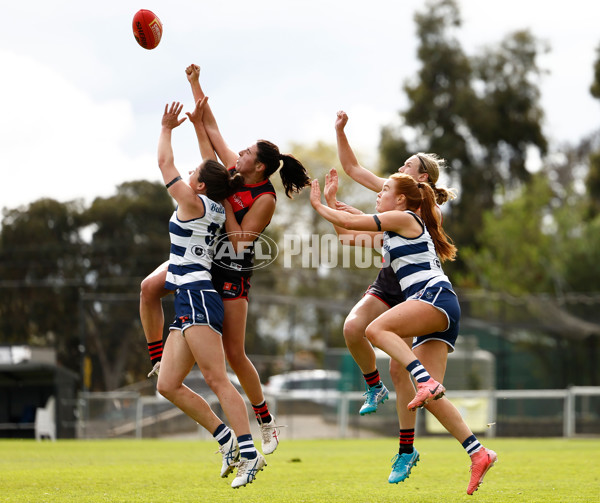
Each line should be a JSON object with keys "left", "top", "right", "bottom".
{"left": 338, "top": 215, "right": 356, "bottom": 230}
{"left": 341, "top": 163, "right": 358, "bottom": 176}
{"left": 157, "top": 156, "right": 172, "bottom": 171}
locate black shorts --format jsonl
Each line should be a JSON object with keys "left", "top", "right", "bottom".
{"left": 211, "top": 268, "right": 251, "bottom": 301}
{"left": 365, "top": 266, "right": 404, "bottom": 308}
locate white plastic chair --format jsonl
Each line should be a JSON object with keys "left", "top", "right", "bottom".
{"left": 35, "top": 396, "right": 56, "bottom": 441}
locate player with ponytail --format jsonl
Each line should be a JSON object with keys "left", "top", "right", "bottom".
{"left": 311, "top": 172, "right": 497, "bottom": 495}
{"left": 327, "top": 110, "right": 475, "bottom": 487}
{"left": 139, "top": 65, "right": 310, "bottom": 464}
{"left": 388, "top": 173, "right": 456, "bottom": 262}
{"left": 154, "top": 102, "right": 265, "bottom": 489}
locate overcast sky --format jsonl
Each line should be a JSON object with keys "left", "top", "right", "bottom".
{"left": 1, "top": 0, "right": 599, "bottom": 211}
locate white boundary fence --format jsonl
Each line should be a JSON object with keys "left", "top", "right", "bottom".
{"left": 426, "top": 386, "right": 600, "bottom": 438}
{"left": 72, "top": 386, "right": 600, "bottom": 440}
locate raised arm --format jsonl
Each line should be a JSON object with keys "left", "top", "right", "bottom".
{"left": 157, "top": 102, "right": 186, "bottom": 186}
{"left": 185, "top": 64, "right": 239, "bottom": 168}
{"left": 158, "top": 102, "right": 205, "bottom": 219}
{"left": 185, "top": 96, "right": 217, "bottom": 162}
{"left": 335, "top": 111, "right": 386, "bottom": 193}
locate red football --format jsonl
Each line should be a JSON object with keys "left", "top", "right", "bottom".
{"left": 132, "top": 9, "right": 163, "bottom": 50}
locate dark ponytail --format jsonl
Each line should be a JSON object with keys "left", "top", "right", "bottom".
{"left": 228, "top": 171, "right": 245, "bottom": 194}
{"left": 256, "top": 139, "right": 311, "bottom": 198}
{"left": 199, "top": 159, "right": 245, "bottom": 202}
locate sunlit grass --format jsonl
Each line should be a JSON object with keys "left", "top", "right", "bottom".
{"left": 1, "top": 437, "right": 598, "bottom": 502}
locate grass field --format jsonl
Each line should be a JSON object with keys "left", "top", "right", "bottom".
{"left": 1, "top": 437, "right": 598, "bottom": 502}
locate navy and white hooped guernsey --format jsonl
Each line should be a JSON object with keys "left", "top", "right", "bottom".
{"left": 165, "top": 194, "right": 226, "bottom": 291}
{"left": 382, "top": 210, "right": 453, "bottom": 298}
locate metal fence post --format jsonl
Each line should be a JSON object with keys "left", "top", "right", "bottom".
{"left": 338, "top": 392, "right": 349, "bottom": 438}
{"left": 564, "top": 387, "right": 575, "bottom": 438}
{"left": 486, "top": 390, "right": 497, "bottom": 438}
{"left": 136, "top": 396, "right": 143, "bottom": 439}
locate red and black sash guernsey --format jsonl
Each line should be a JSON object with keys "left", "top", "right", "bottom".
{"left": 227, "top": 180, "right": 276, "bottom": 226}
{"left": 212, "top": 169, "right": 276, "bottom": 275}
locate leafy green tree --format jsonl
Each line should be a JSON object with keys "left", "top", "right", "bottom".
{"left": 403, "top": 0, "right": 474, "bottom": 169}
{"left": 380, "top": 0, "right": 547, "bottom": 260}
{"left": 591, "top": 43, "right": 600, "bottom": 100}
{"left": 0, "top": 199, "right": 86, "bottom": 367}
{"left": 251, "top": 142, "right": 376, "bottom": 358}
{"left": 469, "top": 30, "right": 548, "bottom": 189}
{"left": 586, "top": 43, "right": 600, "bottom": 217}
{"left": 459, "top": 170, "right": 600, "bottom": 385}
{"left": 558, "top": 202, "right": 600, "bottom": 294}
{"left": 83, "top": 180, "right": 173, "bottom": 281}
{"left": 269, "top": 141, "right": 380, "bottom": 298}
{"left": 586, "top": 150, "right": 600, "bottom": 218}
{"left": 0, "top": 181, "right": 175, "bottom": 390}
{"left": 79, "top": 180, "right": 174, "bottom": 390}
{"left": 459, "top": 174, "right": 558, "bottom": 295}
{"left": 461, "top": 171, "right": 600, "bottom": 330}
{"left": 378, "top": 126, "right": 411, "bottom": 176}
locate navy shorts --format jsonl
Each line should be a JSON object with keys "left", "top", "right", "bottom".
{"left": 365, "top": 266, "right": 405, "bottom": 308}
{"left": 409, "top": 282, "right": 460, "bottom": 353}
{"left": 169, "top": 288, "right": 224, "bottom": 336}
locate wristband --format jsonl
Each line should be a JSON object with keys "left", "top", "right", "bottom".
{"left": 166, "top": 176, "right": 182, "bottom": 189}
{"left": 373, "top": 215, "right": 382, "bottom": 231}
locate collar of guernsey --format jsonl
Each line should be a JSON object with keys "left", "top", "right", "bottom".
{"left": 227, "top": 167, "right": 277, "bottom": 223}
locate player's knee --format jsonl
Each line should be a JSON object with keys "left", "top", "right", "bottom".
{"left": 140, "top": 274, "right": 157, "bottom": 298}
{"left": 141, "top": 272, "right": 168, "bottom": 303}
{"left": 203, "top": 371, "right": 229, "bottom": 394}
{"left": 364, "top": 321, "right": 381, "bottom": 347}
{"left": 223, "top": 346, "right": 246, "bottom": 369}
{"left": 156, "top": 379, "right": 175, "bottom": 401}
{"left": 140, "top": 277, "right": 153, "bottom": 303}
{"left": 343, "top": 316, "right": 367, "bottom": 344}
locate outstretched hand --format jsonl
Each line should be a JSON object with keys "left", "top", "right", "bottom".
{"left": 335, "top": 110, "right": 349, "bottom": 132}
{"left": 186, "top": 96, "right": 208, "bottom": 125}
{"left": 324, "top": 168, "right": 339, "bottom": 206}
{"left": 185, "top": 63, "right": 200, "bottom": 83}
{"left": 162, "top": 102, "right": 187, "bottom": 130}
{"left": 310, "top": 179, "right": 323, "bottom": 209}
